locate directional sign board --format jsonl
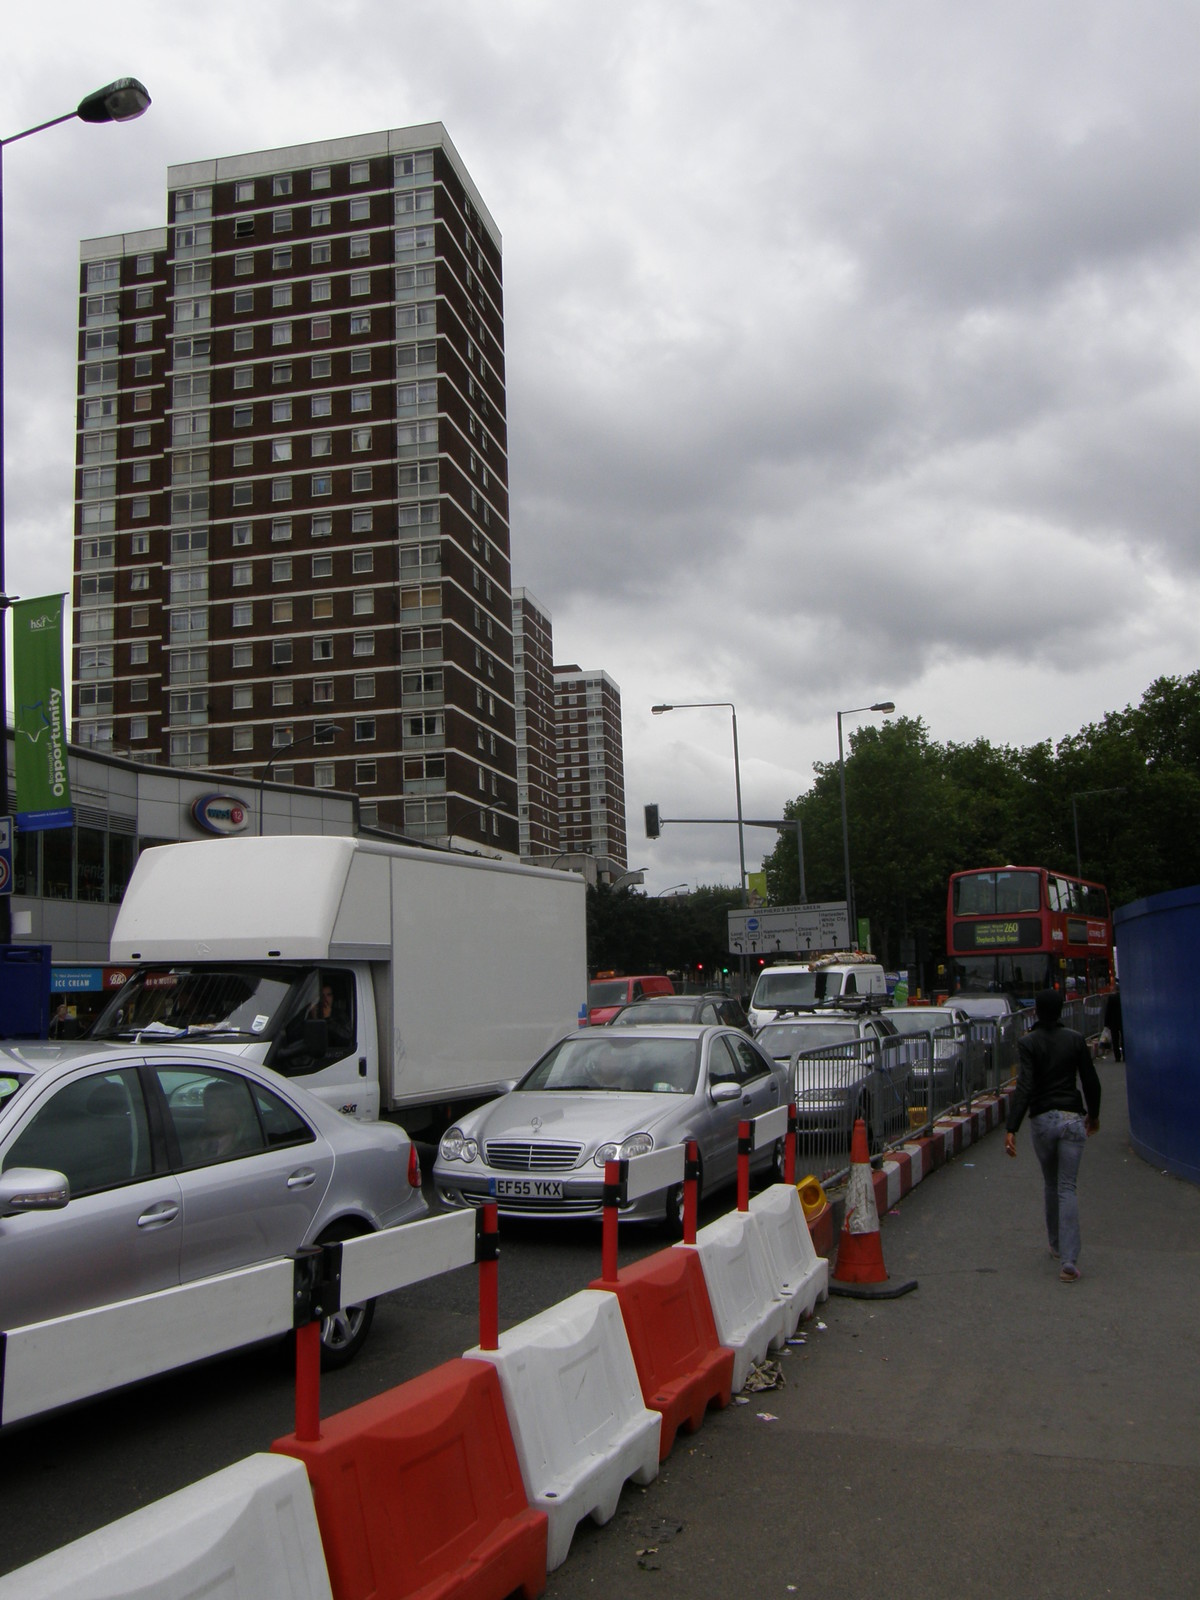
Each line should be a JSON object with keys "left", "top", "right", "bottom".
{"left": 727, "top": 902, "right": 850, "bottom": 956}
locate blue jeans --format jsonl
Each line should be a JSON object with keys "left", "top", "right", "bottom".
{"left": 1029, "top": 1110, "right": 1087, "bottom": 1268}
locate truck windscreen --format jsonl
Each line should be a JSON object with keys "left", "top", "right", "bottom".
{"left": 89, "top": 965, "right": 306, "bottom": 1042}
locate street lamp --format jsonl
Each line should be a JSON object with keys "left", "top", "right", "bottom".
{"left": 258, "top": 722, "right": 341, "bottom": 835}
{"left": 651, "top": 701, "right": 747, "bottom": 907}
{"left": 1, "top": 79, "right": 151, "bottom": 940}
{"left": 1070, "top": 787, "right": 1126, "bottom": 880}
{"left": 837, "top": 700, "right": 895, "bottom": 947}
{"left": 656, "top": 883, "right": 689, "bottom": 897}
{"left": 610, "top": 866, "right": 648, "bottom": 892}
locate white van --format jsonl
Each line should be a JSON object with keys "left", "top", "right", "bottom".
{"left": 748, "top": 954, "right": 887, "bottom": 1031}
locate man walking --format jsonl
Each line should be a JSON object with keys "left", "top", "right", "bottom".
{"left": 1004, "top": 989, "right": 1102, "bottom": 1282}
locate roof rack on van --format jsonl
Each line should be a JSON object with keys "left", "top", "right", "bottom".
{"left": 807, "top": 950, "right": 878, "bottom": 970}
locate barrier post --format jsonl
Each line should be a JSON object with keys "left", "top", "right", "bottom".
{"left": 292, "top": 1245, "right": 329, "bottom": 1444}
{"left": 602, "top": 1159, "right": 622, "bottom": 1282}
{"left": 477, "top": 1203, "right": 500, "bottom": 1351}
{"left": 684, "top": 1138, "right": 700, "bottom": 1243}
{"left": 737, "top": 1121, "right": 751, "bottom": 1211}
{"left": 784, "top": 1102, "right": 798, "bottom": 1185}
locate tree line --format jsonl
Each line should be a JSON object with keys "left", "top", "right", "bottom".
{"left": 587, "top": 673, "right": 1200, "bottom": 988}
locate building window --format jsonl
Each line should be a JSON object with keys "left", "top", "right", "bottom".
{"left": 133, "top": 427, "right": 152, "bottom": 447}
{"left": 313, "top": 678, "right": 334, "bottom": 702}
{"left": 311, "top": 203, "right": 331, "bottom": 227}
{"left": 272, "top": 477, "right": 292, "bottom": 501}
{"left": 313, "top": 637, "right": 333, "bottom": 661}
{"left": 352, "top": 550, "right": 374, "bottom": 573}
{"left": 232, "top": 563, "right": 253, "bottom": 586}
{"left": 311, "top": 355, "right": 332, "bottom": 378}
{"left": 349, "top": 161, "right": 370, "bottom": 184}
{"left": 353, "top": 633, "right": 375, "bottom": 656}
{"left": 130, "top": 641, "right": 150, "bottom": 665}
{"left": 273, "top": 209, "right": 293, "bottom": 233}
{"left": 232, "top": 686, "right": 253, "bottom": 710}
{"left": 234, "top": 367, "right": 253, "bottom": 390}
{"left": 272, "top": 284, "right": 293, "bottom": 308}
{"left": 234, "top": 290, "right": 253, "bottom": 313}
{"left": 355, "top": 718, "right": 377, "bottom": 742}
{"left": 233, "top": 405, "right": 253, "bottom": 427}
{"left": 350, "top": 312, "right": 371, "bottom": 334}
{"left": 311, "top": 167, "right": 330, "bottom": 190}
{"left": 232, "top": 727, "right": 254, "bottom": 751}
{"left": 350, "top": 389, "right": 371, "bottom": 412}
{"left": 311, "top": 433, "right": 332, "bottom": 457}
{"left": 232, "top": 644, "right": 253, "bottom": 668}
{"left": 351, "top": 469, "right": 372, "bottom": 492}
{"left": 349, "top": 273, "right": 370, "bottom": 297}
{"left": 232, "top": 443, "right": 254, "bottom": 467}
{"left": 354, "top": 676, "right": 375, "bottom": 699}
{"left": 271, "top": 438, "right": 293, "bottom": 461}
{"left": 272, "top": 599, "right": 293, "bottom": 623}
{"left": 130, "top": 717, "right": 149, "bottom": 741}
{"left": 232, "top": 603, "right": 253, "bottom": 627}
{"left": 311, "top": 278, "right": 331, "bottom": 302}
{"left": 355, "top": 760, "right": 377, "bottom": 785}
{"left": 231, "top": 484, "right": 253, "bottom": 507}
{"left": 311, "top": 474, "right": 332, "bottom": 497}
{"left": 349, "top": 197, "right": 370, "bottom": 222}
{"left": 135, "top": 253, "right": 155, "bottom": 274}
{"left": 272, "top": 245, "right": 292, "bottom": 269}
{"left": 351, "top": 508, "right": 373, "bottom": 532}
{"left": 350, "top": 351, "right": 371, "bottom": 374}
{"left": 232, "top": 522, "right": 252, "bottom": 546}
{"left": 349, "top": 235, "right": 370, "bottom": 258}
{"left": 312, "top": 554, "right": 333, "bottom": 578}
{"left": 351, "top": 428, "right": 372, "bottom": 452}
{"left": 272, "top": 174, "right": 293, "bottom": 197}
{"left": 271, "top": 518, "right": 292, "bottom": 541}
{"left": 134, "top": 321, "right": 153, "bottom": 343}
{"left": 131, "top": 498, "right": 150, "bottom": 519}
{"left": 311, "top": 241, "right": 331, "bottom": 264}
{"left": 233, "top": 328, "right": 254, "bottom": 351}
{"left": 272, "top": 362, "right": 291, "bottom": 383}
{"left": 353, "top": 590, "right": 374, "bottom": 615}
{"left": 234, "top": 217, "right": 254, "bottom": 238}
{"left": 312, "top": 595, "right": 333, "bottom": 619}
{"left": 236, "top": 180, "right": 254, "bottom": 202}
{"left": 273, "top": 681, "right": 294, "bottom": 706}
{"left": 272, "top": 322, "right": 292, "bottom": 346}
{"left": 272, "top": 557, "right": 292, "bottom": 582}
{"left": 311, "top": 393, "right": 332, "bottom": 417}
{"left": 272, "top": 640, "right": 292, "bottom": 665}
{"left": 311, "top": 513, "right": 332, "bottom": 538}
{"left": 234, "top": 252, "right": 254, "bottom": 276}
{"left": 314, "top": 764, "right": 336, "bottom": 789}
{"left": 272, "top": 398, "right": 292, "bottom": 422}
{"left": 311, "top": 317, "right": 331, "bottom": 340}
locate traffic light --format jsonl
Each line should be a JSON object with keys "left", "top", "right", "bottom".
{"left": 644, "top": 803, "right": 660, "bottom": 839}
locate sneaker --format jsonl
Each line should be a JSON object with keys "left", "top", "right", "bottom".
{"left": 1060, "top": 1264, "right": 1081, "bottom": 1282}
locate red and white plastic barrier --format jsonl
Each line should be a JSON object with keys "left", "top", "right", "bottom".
{"left": 466, "top": 1289, "right": 661, "bottom": 1571}
{"left": 0, "top": 1454, "right": 330, "bottom": 1600}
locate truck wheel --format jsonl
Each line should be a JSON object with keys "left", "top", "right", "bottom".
{"left": 316, "top": 1222, "right": 376, "bottom": 1370}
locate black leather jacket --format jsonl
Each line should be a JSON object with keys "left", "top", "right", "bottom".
{"left": 1007, "top": 1021, "right": 1102, "bottom": 1133}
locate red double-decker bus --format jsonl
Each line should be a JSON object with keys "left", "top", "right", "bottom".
{"left": 946, "top": 866, "right": 1114, "bottom": 1003}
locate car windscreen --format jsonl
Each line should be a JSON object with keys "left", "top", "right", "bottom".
{"left": 610, "top": 1000, "right": 696, "bottom": 1025}
{"left": 89, "top": 965, "right": 305, "bottom": 1042}
{"left": 757, "top": 1023, "right": 858, "bottom": 1056}
{"left": 587, "top": 980, "right": 631, "bottom": 1008}
{"left": 519, "top": 1035, "right": 700, "bottom": 1094}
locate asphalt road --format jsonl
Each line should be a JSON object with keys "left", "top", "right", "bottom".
{"left": 3, "top": 1063, "right": 1198, "bottom": 1598}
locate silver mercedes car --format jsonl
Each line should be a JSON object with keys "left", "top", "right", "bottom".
{"left": 0, "top": 1042, "right": 427, "bottom": 1374}
{"left": 433, "top": 1024, "right": 788, "bottom": 1229}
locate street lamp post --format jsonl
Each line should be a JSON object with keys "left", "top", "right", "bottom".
{"left": 258, "top": 723, "right": 341, "bottom": 835}
{"left": 0, "top": 79, "right": 151, "bottom": 941}
{"left": 836, "top": 700, "right": 895, "bottom": 947}
{"left": 1070, "top": 786, "right": 1126, "bottom": 880}
{"left": 651, "top": 701, "right": 747, "bottom": 906}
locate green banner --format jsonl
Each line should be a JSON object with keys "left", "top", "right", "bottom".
{"left": 13, "top": 594, "right": 73, "bottom": 831}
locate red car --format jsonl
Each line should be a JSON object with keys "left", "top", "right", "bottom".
{"left": 586, "top": 974, "right": 674, "bottom": 1025}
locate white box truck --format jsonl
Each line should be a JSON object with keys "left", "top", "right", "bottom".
{"left": 89, "top": 835, "right": 589, "bottom": 1134}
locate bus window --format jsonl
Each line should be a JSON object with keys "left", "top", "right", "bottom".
{"left": 995, "top": 871, "right": 1040, "bottom": 914}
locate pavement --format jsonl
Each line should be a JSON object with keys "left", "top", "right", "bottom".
{"left": 544, "top": 1059, "right": 1200, "bottom": 1599}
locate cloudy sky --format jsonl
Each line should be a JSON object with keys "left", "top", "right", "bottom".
{"left": 4, "top": 1, "right": 1197, "bottom": 893}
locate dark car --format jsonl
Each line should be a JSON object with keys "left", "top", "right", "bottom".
{"left": 608, "top": 993, "right": 751, "bottom": 1033}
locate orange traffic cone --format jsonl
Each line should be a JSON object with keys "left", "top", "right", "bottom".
{"left": 830, "top": 1118, "right": 917, "bottom": 1300}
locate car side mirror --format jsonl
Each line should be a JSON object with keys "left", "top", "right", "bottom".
{"left": 0, "top": 1167, "right": 71, "bottom": 1217}
{"left": 710, "top": 1082, "right": 742, "bottom": 1104}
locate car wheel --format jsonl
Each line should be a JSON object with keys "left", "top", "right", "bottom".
{"left": 316, "top": 1222, "right": 376, "bottom": 1370}
{"left": 664, "top": 1155, "right": 701, "bottom": 1239}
